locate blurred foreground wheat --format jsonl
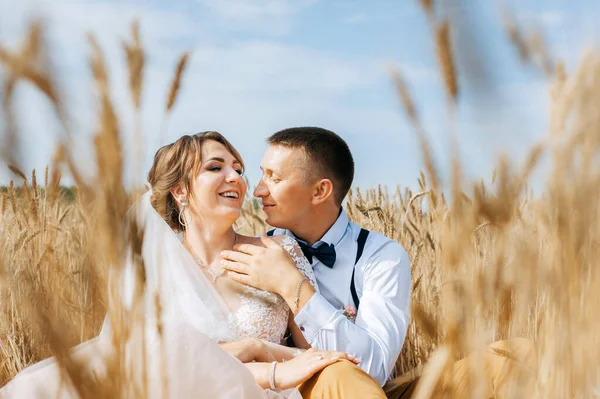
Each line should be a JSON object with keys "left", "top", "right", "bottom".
{"left": 1, "top": 5, "right": 600, "bottom": 398}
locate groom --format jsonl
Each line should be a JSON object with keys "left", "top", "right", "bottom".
{"left": 222, "top": 127, "right": 538, "bottom": 398}
{"left": 222, "top": 127, "right": 409, "bottom": 397}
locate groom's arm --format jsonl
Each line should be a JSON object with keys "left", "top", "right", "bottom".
{"left": 294, "top": 241, "right": 411, "bottom": 386}
{"left": 220, "top": 235, "right": 410, "bottom": 385}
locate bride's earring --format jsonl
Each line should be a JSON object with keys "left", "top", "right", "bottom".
{"left": 179, "top": 199, "right": 189, "bottom": 227}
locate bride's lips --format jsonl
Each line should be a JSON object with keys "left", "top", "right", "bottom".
{"left": 262, "top": 203, "right": 275, "bottom": 210}
{"left": 218, "top": 189, "right": 240, "bottom": 201}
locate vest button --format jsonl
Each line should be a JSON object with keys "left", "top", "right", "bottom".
{"left": 300, "top": 326, "right": 305, "bottom": 332}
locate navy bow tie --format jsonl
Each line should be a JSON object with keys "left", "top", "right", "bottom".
{"left": 296, "top": 240, "right": 337, "bottom": 268}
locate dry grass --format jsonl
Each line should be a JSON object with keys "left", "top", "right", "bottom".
{"left": 1, "top": 9, "right": 600, "bottom": 399}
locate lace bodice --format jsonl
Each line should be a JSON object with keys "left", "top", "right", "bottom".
{"left": 227, "top": 236, "right": 317, "bottom": 344}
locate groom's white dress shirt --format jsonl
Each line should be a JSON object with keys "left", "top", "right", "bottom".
{"left": 271, "top": 209, "right": 411, "bottom": 386}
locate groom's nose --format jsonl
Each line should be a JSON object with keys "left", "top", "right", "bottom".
{"left": 253, "top": 178, "right": 269, "bottom": 198}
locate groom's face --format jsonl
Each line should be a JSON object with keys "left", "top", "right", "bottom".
{"left": 254, "top": 145, "right": 315, "bottom": 228}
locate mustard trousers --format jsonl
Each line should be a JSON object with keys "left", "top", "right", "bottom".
{"left": 298, "top": 338, "right": 537, "bottom": 399}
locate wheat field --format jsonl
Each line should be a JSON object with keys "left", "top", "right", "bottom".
{"left": 1, "top": 5, "right": 599, "bottom": 398}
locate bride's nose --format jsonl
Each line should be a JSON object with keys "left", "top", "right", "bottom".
{"left": 225, "top": 167, "right": 243, "bottom": 183}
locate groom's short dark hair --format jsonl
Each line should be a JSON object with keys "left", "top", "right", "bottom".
{"left": 267, "top": 127, "right": 354, "bottom": 206}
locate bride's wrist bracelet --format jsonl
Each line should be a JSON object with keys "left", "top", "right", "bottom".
{"left": 293, "top": 276, "right": 309, "bottom": 315}
{"left": 269, "top": 361, "right": 277, "bottom": 390}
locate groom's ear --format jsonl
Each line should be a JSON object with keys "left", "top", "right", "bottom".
{"left": 312, "top": 178, "right": 334, "bottom": 205}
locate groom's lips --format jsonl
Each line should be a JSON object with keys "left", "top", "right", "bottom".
{"left": 262, "top": 203, "right": 275, "bottom": 210}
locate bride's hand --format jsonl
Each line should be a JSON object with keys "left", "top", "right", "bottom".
{"left": 219, "top": 338, "right": 263, "bottom": 363}
{"left": 274, "top": 348, "right": 359, "bottom": 390}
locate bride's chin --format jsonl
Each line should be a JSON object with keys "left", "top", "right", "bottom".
{"left": 220, "top": 208, "right": 241, "bottom": 221}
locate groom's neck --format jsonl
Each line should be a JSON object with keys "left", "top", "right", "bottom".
{"left": 290, "top": 204, "right": 341, "bottom": 246}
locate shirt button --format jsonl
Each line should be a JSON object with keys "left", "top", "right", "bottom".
{"left": 300, "top": 326, "right": 305, "bottom": 332}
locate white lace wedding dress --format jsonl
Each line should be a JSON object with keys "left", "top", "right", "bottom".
{"left": 227, "top": 236, "right": 317, "bottom": 344}
{"left": 0, "top": 193, "right": 316, "bottom": 398}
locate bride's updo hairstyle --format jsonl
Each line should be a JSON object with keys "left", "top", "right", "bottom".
{"left": 147, "top": 131, "right": 245, "bottom": 230}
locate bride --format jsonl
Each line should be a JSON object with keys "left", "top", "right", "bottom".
{"left": 0, "top": 131, "right": 357, "bottom": 398}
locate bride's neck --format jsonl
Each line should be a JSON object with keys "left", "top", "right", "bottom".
{"left": 183, "top": 221, "right": 236, "bottom": 265}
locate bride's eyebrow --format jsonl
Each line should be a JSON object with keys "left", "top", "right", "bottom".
{"left": 204, "top": 157, "right": 225, "bottom": 163}
{"left": 204, "top": 157, "right": 242, "bottom": 167}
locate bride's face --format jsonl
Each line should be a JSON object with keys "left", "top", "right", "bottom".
{"left": 188, "top": 140, "right": 246, "bottom": 222}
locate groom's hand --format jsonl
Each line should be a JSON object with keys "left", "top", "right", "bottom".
{"left": 221, "top": 234, "right": 302, "bottom": 296}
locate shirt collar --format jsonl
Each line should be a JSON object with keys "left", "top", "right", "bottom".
{"left": 312, "top": 208, "right": 349, "bottom": 247}
{"left": 283, "top": 208, "right": 350, "bottom": 248}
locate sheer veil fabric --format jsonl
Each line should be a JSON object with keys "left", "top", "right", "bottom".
{"left": 1, "top": 192, "right": 298, "bottom": 398}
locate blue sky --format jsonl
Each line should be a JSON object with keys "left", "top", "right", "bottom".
{"left": 0, "top": 0, "right": 598, "bottom": 192}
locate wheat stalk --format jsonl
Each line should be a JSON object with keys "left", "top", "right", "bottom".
{"left": 435, "top": 19, "right": 458, "bottom": 101}
{"left": 122, "top": 20, "right": 145, "bottom": 109}
{"left": 419, "top": 0, "right": 434, "bottom": 15}
{"left": 166, "top": 52, "right": 190, "bottom": 112}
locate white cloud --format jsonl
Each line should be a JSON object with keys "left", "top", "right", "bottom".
{"left": 516, "top": 10, "right": 565, "bottom": 32}
{"left": 3, "top": 0, "right": 558, "bottom": 194}
{"left": 186, "top": 41, "right": 383, "bottom": 92}
{"left": 195, "top": 0, "right": 318, "bottom": 35}
{"left": 1, "top": 0, "right": 433, "bottom": 189}
{"left": 343, "top": 13, "right": 370, "bottom": 25}
{"left": 197, "top": 0, "right": 316, "bottom": 19}
{"left": 538, "top": 10, "right": 565, "bottom": 29}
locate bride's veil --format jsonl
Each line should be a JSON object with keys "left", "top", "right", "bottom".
{"left": 101, "top": 190, "right": 235, "bottom": 343}
{"left": 98, "top": 190, "right": 267, "bottom": 398}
